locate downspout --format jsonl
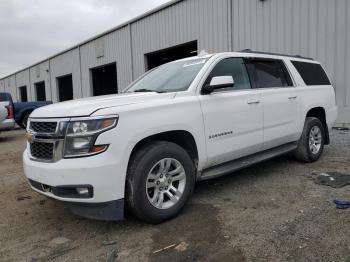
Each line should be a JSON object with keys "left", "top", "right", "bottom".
{"left": 78, "top": 45, "right": 84, "bottom": 98}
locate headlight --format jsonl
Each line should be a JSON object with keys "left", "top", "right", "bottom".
{"left": 63, "top": 116, "right": 118, "bottom": 158}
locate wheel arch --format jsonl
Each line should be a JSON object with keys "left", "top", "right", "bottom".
{"left": 305, "top": 107, "right": 329, "bottom": 145}
{"left": 16, "top": 108, "right": 34, "bottom": 127}
{"left": 128, "top": 130, "right": 199, "bottom": 168}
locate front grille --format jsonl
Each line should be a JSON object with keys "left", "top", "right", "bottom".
{"left": 30, "top": 121, "right": 57, "bottom": 133}
{"left": 30, "top": 142, "right": 54, "bottom": 160}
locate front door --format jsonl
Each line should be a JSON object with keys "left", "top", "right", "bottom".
{"left": 199, "top": 57, "right": 264, "bottom": 167}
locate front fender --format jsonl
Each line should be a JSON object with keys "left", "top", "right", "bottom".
{"left": 92, "top": 96, "right": 208, "bottom": 171}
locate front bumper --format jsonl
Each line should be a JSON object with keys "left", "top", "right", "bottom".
{"left": 23, "top": 149, "right": 127, "bottom": 220}
{"left": 30, "top": 176, "right": 124, "bottom": 220}
{"left": 63, "top": 199, "right": 124, "bottom": 221}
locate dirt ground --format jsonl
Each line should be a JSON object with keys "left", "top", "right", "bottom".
{"left": 0, "top": 129, "right": 349, "bottom": 262}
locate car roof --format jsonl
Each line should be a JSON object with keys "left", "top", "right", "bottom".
{"left": 154, "top": 50, "right": 319, "bottom": 67}
{"left": 209, "top": 51, "right": 320, "bottom": 64}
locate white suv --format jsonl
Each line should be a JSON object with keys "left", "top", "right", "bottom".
{"left": 23, "top": 51, "right": 338, "bottom": 223}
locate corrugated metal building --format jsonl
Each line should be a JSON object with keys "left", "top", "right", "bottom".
{"left": 0, "top": 0, "right": 349, "bottom": 124}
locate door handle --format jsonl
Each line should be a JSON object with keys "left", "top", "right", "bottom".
{"left": 288, "top": 96, "right": 297, "bottom": 100}
{"left": 247, "top": 100, "right": 260, "bottom": 105}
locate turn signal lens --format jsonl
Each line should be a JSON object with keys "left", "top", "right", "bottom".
{"left": 101, "top": 119, "right": 115, "bottom": 129}
{"left": 91, "top": 145, "right": 108, "bottom": 153}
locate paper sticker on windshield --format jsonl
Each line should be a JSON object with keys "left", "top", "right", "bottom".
{"left": 183, "top": 59, "right": 206, "bottom": 67}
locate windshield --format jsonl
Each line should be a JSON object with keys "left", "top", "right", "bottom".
{"left": 125, "top": 58, "right": 208, "bottom": 93}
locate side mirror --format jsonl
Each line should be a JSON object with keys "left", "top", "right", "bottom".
{"left": 203, "top": 76, "right": 235, "bottom": 94}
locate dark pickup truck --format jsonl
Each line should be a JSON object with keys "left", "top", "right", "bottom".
{"left": 0, "top": 92, "right": 52, "bottom": 128}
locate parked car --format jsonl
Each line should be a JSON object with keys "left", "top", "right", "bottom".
{"left": 0, "top": 101, "right": 15, "bottom": 131}
{"left": 0, "top": 92, "right": 51, "bottom": 128}
{"left": 23, "top": 51, "right": 338, "bottom": 223}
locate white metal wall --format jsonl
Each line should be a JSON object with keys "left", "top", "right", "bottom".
{"left": 231, "top": 0, "right": 350, "bottom": 124}
{"left": 29, "top": 61, "right": 51, "bottom": 102}
{"left": 4, "top": 75, "right": 17, "bottom": 101}
{"left": 80, "top": 26, "right": 133, "bottom": 96}
{"left": 15, "top": 70, "right": 30, "bottom": 102}
{"left": 131, "top": 0, "right": 230, "bottom": 78}
{"left": 49, "top": 48, "right": 82, "bottom": 102}
{"left": 0, "top": 80, "right": 4, "bottom": 92}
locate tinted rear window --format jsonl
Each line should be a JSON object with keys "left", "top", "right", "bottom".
{"left": 0, "top": 93, "right": 9, "bottom": 102}
{"left": 291, "top": 61, "right": 331, "bottom": 86}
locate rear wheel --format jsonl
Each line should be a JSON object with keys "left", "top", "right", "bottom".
{"left": 294, "top": 117, "right": 325, "bottom": 162}
{"left": 126, "top": 142, "right": 195, "bottom": 223}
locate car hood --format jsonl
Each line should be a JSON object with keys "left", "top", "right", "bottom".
{"left": 30, "top": 92, "right": 176, "bottom": 118}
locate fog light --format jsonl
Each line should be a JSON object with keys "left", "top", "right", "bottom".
{"left": 76, "top": 187, "right": 89, "bottom": 196}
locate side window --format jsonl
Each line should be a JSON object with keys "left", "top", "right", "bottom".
{"left": 205, "top": 58, "right": 251, "bottom": 91}
{"left": 291, "top": 61, "right": 331, "bottom": 86}
{"left": 250, "top": 59, "right": 293, "bottom": 88}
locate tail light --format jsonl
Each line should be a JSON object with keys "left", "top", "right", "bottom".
{"left": 6, "top": 105, "right": 14, "bottom": 119}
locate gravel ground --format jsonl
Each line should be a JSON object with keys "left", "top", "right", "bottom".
{"left": 0, "top": 129, "right": 349, "bottom": 262}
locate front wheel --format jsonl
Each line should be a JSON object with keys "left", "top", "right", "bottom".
{"left": 294, "top": 117, "right": 325, "bottom": 162}
{"left": 126, "top": 142, "right": 195, "bottom": 223}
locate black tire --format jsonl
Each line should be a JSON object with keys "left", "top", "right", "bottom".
{"left": 294, "top": 117, "right": 325, "bottom": 162}
{"left": 126, "top": 141, "right": 195, "bottom": 223}
{"left": 20, "top": 113, "right": 30, "bottom": 129}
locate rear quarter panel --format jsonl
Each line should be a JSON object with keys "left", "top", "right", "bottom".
{"left": 285, "top": 59, "right": 338, "bottom": 131}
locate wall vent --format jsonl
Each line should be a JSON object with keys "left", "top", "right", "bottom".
{"left": 95, "top": 38, "right": 105, "bottom": 58}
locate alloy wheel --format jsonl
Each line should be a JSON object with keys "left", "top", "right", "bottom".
{"left": 309, "top": 126, "right": 322, "bottom": 154}
{"left": 146, "top": 158, "right": 186, "bottom": 209}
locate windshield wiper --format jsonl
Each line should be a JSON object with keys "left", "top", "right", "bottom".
{"left": 132, "top": 89, "right": 165, "bottom": 93}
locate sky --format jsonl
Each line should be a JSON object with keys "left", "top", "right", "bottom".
{"left": 0, "top": 0, "right": 170, "bottom": 78}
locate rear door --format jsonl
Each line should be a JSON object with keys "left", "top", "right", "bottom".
{"left": 246, "top": 58, "right": 300, "bottom": 150}
{"left": 199, "top": 57, "right": 263, "bottom": 166}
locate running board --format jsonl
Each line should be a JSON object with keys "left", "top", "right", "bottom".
{"left": 199, "top": 142, "right": 298, "bottom": 181}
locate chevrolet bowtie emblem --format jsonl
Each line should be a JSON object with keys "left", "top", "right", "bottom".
{"left": 25, "top": 132, "right": 34, "bottom": 142}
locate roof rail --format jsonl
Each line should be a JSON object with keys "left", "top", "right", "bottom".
{"left": 238, "top": 49, "right": 314, "bottom": 60}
